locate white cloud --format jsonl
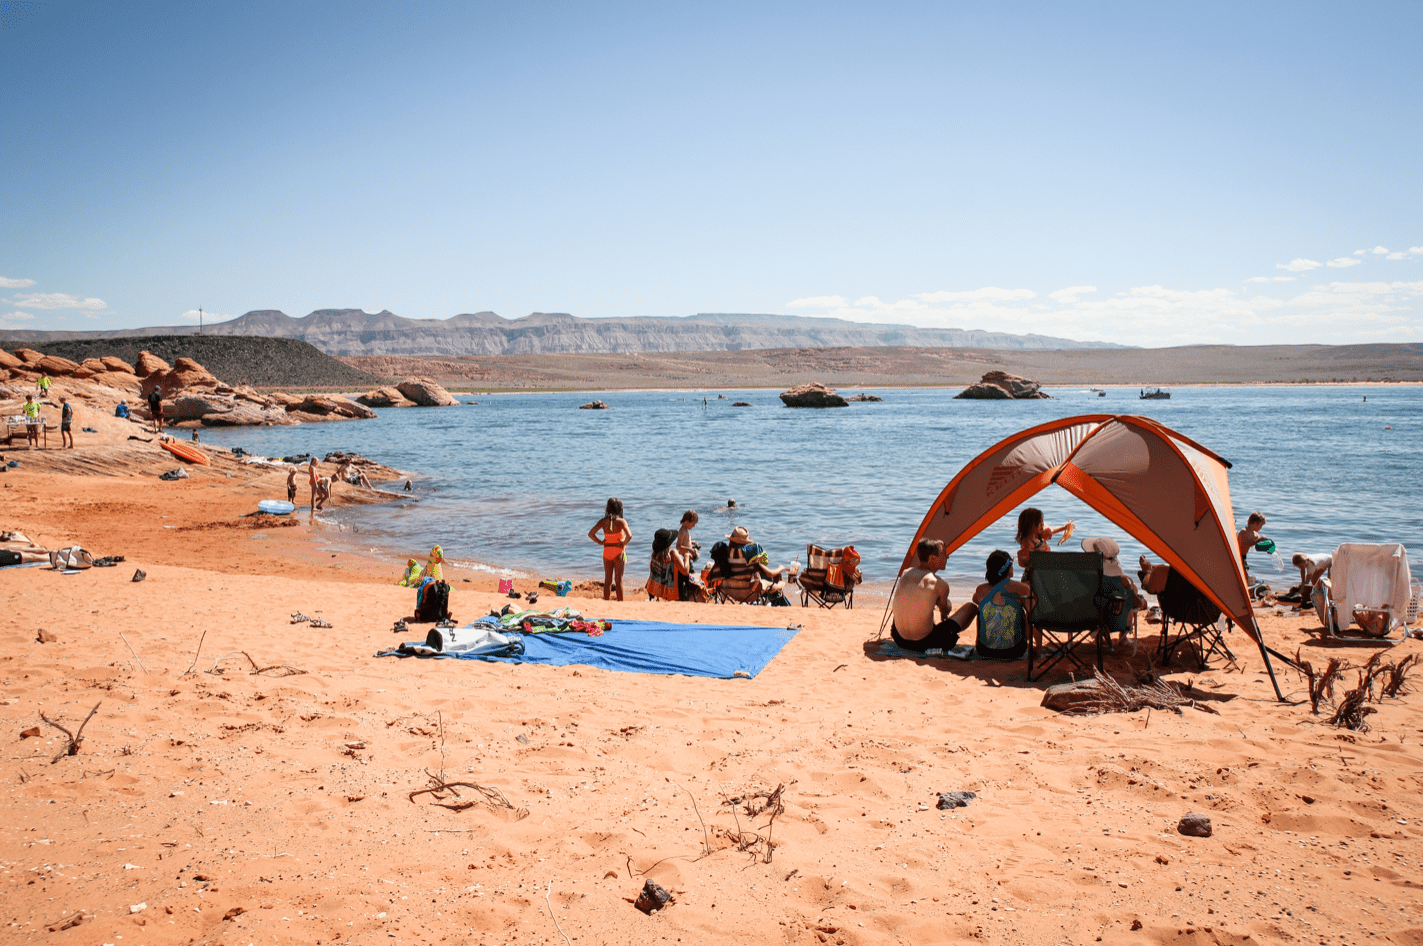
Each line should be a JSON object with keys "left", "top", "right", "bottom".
{"left": 786, "top": 295, "right": 850, "bottom": 309}
{"left": 180, "top": 309, "right": 228, "bottom": 322}
{"left": 1372, "top": 246, "right": 1390, "bottom": 255}
{"left": 1388, "top": 252, "right": 1407, "bottom": 260}
{"left": 0, "top": 311, "right": 35, "bottom": 323}
{"left": 1048, "top": 285, "right": 1097, "bottom": 304}
{"left": 1327, "top": 257, "right": 1362, "bottom": 268}
{"left": 779, "top": 277, "right": 1423, "bottom": 346}
{"left": 915, "top": 287, "right": 1036, "bottom": 303}
{"left": 1278, "top": 258, "right": 1322, "bottom": 272}
{"left": 1354, "top": 249, "right": 1366, "bottom": 256}
{"left": 0, "top": 276, "right": 36, "bottom": 289}
{"left": 8, "top": 292, "right": 107, "bottom": 310}
{"left": 1411, "top": 246, "right": 1423, "bottom": 256}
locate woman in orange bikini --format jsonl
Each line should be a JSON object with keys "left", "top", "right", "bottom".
{"left": 588, "top": 497, "right": 631, "bottom": 601}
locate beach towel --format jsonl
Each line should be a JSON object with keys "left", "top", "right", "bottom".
{"left": 874, "top": 639, "right": 983, "bottom": 661}
{"left": 379, "top": 619, "right": 799, "bottom": 679}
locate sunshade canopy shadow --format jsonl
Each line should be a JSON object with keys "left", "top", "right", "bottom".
{"left": 899, "top": 414, "right": 1283, "bottom": 699}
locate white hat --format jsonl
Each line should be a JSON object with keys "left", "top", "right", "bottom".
{"left": 1081, "top": 536, "right": 1124, "bottom": 578}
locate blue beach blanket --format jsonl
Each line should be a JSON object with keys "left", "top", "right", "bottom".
{"left": 379, "top": 619, "right": 799, "bottom": 679}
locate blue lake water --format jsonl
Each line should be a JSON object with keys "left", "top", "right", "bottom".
{"left": 198, "top": 385, "right": 1422, "bottom": 596}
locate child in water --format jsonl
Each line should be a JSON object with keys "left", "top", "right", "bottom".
{"left": 1015, "top": 507, "right": 1074, "bottom": 568}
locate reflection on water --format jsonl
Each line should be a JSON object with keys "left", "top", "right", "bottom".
{"left": 198, "top": 385, "right": 1423, "bottom": 594}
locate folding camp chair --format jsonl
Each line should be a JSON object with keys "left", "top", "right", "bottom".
{"left": 1155, "top": 568, "right": 1234, "bottom": 670}
{"left": 797, "top": 544, "right": 860, "bottom": 609}
{"left": 708, "top": 546, "right": 783, "bottom": 606}
{"left": 1026, "top": 551, "right": 1120, "bottom": 682}
{"left": 1319, "top": 543, "right": 1412, "bottom": 644}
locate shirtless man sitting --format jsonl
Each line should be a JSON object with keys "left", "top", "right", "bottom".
{"left": 890, "top": 538, "right": 978, "bottom": 652}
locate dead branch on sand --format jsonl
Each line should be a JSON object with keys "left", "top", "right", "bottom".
{"left": 720, "top": 783, "right": 787, "bottom": 864}
{"left": 409, "top": 772, "right": 528, "bottom": 819}
{"left": 39, "top": 702, "right": 101, "bottom": 763}
{"left": 206, "top": 651, "right": 307, "bottom": 677}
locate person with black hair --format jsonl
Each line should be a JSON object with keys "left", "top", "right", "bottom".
{"left": 971, "top": 550, "right": 1032, "bottom": 659}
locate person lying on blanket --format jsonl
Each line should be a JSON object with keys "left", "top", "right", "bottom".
{"left": 890, "top": 538, "right": 978, "bottom": 653}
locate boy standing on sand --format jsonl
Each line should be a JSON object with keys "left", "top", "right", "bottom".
{"left": 22, "top": 393, "right": 40, "bottom": 448}
{"left": 307, "top": 458, "right": 319, "bottom": 513}
{"left": 287, "top": 466, "right": 298, "bottom": 503}
{"left": 59, "top": 397, "right": 74, "bottom": 448}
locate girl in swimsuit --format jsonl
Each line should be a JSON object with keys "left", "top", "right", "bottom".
{"left": 1014, "top": 507, "right": 1073, "bottom": 568}
{"left": 588, "top": 497, "right": 631, "bottom": 601}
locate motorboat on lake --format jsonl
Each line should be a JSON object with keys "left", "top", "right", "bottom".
{"left": 1139, "top": 387, "right": 1171, "bottom": 400}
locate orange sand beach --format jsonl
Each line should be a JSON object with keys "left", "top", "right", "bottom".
{"left": 3, "top": 433, "right": 1423, "bottom": 946}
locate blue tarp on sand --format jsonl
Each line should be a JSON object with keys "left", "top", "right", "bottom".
{"left": 380, "top": 619, "right": 799, "bottom": 679}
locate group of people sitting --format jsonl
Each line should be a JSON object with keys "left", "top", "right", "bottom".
{"left": 649, "top": 518, "right": 799, "bottom": 606}
{"left": 890, "top": 507, "right": 1152, "bottom": 659}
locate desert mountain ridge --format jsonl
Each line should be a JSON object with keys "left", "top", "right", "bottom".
{"left": 1, "top": 308, "right": 1131, "bottom": 356}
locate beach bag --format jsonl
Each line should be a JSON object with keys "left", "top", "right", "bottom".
{"left": 49, "top": 546, "right": 94, "bottom": 570}
{"left": 0, "top": 550, "right": 22, "bottom": 567}
{"left": 976, "top": 579, "right": 1027, "bottom": 659}
{"left": 416, "top": 625, "right": 523, "bottom": 657}
{"left": 842, "top": 545, "right": 862, "bottom": 582}
{"left": 415, "top": 579, "right": 451, "bottom": 622}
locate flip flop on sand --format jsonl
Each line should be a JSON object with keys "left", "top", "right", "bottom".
{"left": 309, "top": 618, "right": 332, "bottom": 628}
{"left": 290, "top": 612, "right": 312, "bottom": 624}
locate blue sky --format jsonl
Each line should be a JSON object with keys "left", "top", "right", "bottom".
{"left": 2, "top": 0, "right": 1420, "bottom": 346}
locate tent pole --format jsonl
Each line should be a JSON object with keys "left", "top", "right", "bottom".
{"left": 1253, "top": 631, "right": 1285, "bottom": 702}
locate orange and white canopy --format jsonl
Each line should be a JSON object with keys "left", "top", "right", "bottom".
{"left": 902, "top": 414, "right": 1260, "bottom": 640}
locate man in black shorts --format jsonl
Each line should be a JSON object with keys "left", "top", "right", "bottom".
{"left": 147, "top": 385, "right": 163, "bottom": 434}
{"left": 890, "top": 538, "right": 978, "bottom": 652}
{"left": 59, "top": 397, "right": 74, "bottom": 448}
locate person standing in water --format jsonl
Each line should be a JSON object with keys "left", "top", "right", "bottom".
{"left": 588, "top": 497, "right": 631, "bottom": 601}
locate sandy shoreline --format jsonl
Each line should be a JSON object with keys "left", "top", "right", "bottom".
{"left": 4, "top": 439, "right": 1423, "bottom": 946}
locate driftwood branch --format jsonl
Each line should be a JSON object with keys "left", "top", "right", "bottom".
{"left": 39, "top": 702, "right": 101, "bottom": 763}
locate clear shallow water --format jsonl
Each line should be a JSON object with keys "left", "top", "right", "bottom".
{"left": 198, "top": 385, "right": 1423, "bottom": 595}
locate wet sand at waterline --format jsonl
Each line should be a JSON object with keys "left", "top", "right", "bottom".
{"left": 3, "top": 447, "right": 1422, "bottom": 946}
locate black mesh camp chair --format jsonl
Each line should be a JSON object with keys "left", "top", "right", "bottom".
{"left": 797, "top": 544, "right": 860, "bottom": 609}
{"left": 1154, "top": 568, "right": 1234, "bottom": 670}
{"left": 1026, "top": 551, "right": 1120, "bottom": 682}
{"left": 707, "top": 543, "right": 783, "bottom": 606}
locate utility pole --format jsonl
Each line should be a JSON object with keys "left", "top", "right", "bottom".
{"left": 199, "top": 307, "right": 203, "bottom": 335}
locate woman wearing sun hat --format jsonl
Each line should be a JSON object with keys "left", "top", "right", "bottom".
{"left": 1082, "top": 536, "right": 1146, "bottom": 650}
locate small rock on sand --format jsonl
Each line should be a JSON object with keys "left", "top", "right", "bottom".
{"left": 634, "top": 880, "right": 672, "bottom": 913}
{"left": 1178, "top": 813, "right": 1212, "bottom": 837}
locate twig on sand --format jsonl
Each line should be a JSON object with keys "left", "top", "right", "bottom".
{"left": 545, "top": 881, "right": 573, "bottom": 946}
{"left": 118, "top": 632, "right": 148, "bottom": 674}
{"left": 674, "top": 781, "right": 713, "bottom": 857}
{"left": 207, "top": 651, "right": 307, "bottom": 677}
{"left": 436, "top": 711, "right": 447, "bottom": 782}
{"left": 39, "top": 702, "right": 101, "bottom": 763}
{"left": 721, "top": 783, "right": 787, "bottom": 864}
{"left": 408, "top": 773, "right": 528, "bottom": 818}
{"left": 182, "top": 627, "right": 210, "bottom": 676}
{"left": 832, "top": 664, "right": 847, "bottom": 673}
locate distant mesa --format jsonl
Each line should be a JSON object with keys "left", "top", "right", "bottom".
{"left": 847, "top": 393, "right": 883, "bottom": 402}
{"left": 0, "top": 308, "right": 1132, "bottom": 357}
{"left": 954, "top": 371, "right": 1050, "bottom": 400}
{"left": 780, "top": 382, "right": 848, "bottom": 408}
{"left": 579, "top": 400, "right": 610, "bottom": 410}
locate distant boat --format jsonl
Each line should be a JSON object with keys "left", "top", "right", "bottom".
{"left": 1089, "top": 387, "right": 1106, "bottom": 397}
{"left": 1139, "top": 387, "right": 1171, "bottom": 400}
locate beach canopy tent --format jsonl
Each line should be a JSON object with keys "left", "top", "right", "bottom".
{"left": 898, "top": 414, "right": 1284, "bottom": 699}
